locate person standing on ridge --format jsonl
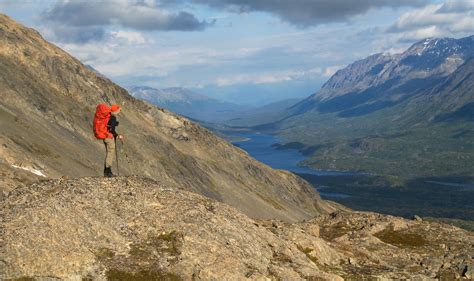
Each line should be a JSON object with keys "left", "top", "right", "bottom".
{"left": 93, "top": 104, "right": 123, "bottom": 177}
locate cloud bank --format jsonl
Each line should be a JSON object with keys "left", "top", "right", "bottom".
{"left": 28, "top": 0, "right": 473, "bottom": 105}
{"left": 187, "top": 0, "right": 429, "bottom": 26}
{"left": 389, "top": 0, "right": 474, "bottom": 41}
{"left": 42, "top": 0, "right": 213, "bottom": 43}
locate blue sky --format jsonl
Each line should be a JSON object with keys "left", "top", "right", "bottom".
{"left": 1, "top": 0, "right": 473, "bottom": 106}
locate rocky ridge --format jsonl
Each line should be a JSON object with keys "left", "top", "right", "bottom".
{"left": 1, "top": 177, "right": 473, "bottom": 280}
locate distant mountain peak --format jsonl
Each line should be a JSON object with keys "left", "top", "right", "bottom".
{"left": 129, "top": 86, "right": 250, "bottom": 122}
{"left": 129, "top": 86, "right": 211, "bottom": 103}
{"left": 164, "top": 86, "right": 186, "bottom": 91}
{"left": 313, "top": 35, "right": 474, "bottom": 101}
{"left": 405, "top": 36, "right": 468, "bottom": 58}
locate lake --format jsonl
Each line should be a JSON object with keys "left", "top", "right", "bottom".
{"left": 232, "top": 133, "right": 357, "bottom": 176}
{"left": 232, "top": 133, "right": 357, "bottom": 200}
{"left": 231, "top": 132, "right": 474, "bottom": 223}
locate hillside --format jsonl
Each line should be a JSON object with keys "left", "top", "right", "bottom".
{"left": 259, "top": 36, "right": 474, "bottom": 180}
{"left": 0, "top": 13, "right": 338, "bottom": 222}
{"left": 129, "top": 86, "right": 250, "bottom": 123}
{"left": 2, "top": 177, "right": 473, "bottom": 279}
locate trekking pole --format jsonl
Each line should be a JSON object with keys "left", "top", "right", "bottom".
{"left": 119, "top": 138, "right": 131, "bottom": 167}
{"left": 115, "top": 137, "right": 120, "bottom": 176}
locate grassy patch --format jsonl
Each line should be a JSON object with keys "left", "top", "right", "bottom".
{"left": 424, "top": 217, "right": 474, "bottom": 232}
{"left": 106, "top": 269, "right": 181, "bottom": 281}
{"left": 296, "top": 245, "right": 319, "bottom": 264}
{"left": 129, "top": 231, "right": 183, "bottom": 259}
{"left": 96, "top": 232, "right": 184, "bottom": 280}
{"left": 154, "top": 231, "right": 183, "bottom": 256}
{"left": 96, "top": 247, "right": 115, "bottom": 259}
{"left": 374, "top": 228, "right": 427, "bottom": 248}
{"left": 319, "top": 222, "right": 351, "bottom": 241}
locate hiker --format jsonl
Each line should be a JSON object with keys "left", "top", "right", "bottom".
{"left": 93, "top": 104, "right": 123, "bottom": 177}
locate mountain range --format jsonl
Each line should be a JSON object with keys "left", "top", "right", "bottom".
{"left": 248, "top": 35, "right": 474, "bottom": 181}
{"left": 129, "top": 86, "right": 250, "bottom": 123}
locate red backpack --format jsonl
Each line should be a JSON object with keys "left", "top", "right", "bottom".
{"left": 93, "top": 104, "right": 112, "bottom": 139}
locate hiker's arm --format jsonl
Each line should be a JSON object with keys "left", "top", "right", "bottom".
{"left": 107, "top": 116, "right": 119, "bottom": 138}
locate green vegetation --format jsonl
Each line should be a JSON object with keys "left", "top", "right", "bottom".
{"left": 106, "top": 269, "right": 182, "bottom": 281}
{"left": 129, "top": 231, "right": 183, "bottom": 259}
{"left": 265, "top": 74, "right": 474, "bottom": 181}
{"left": 374, "top": 228, "right": 427, "bottom": 248}
{"left": 96, "top": 232, "right": 184, "bottom": 281}
{"left": 298, "top": 173, "right": 474, "bottom": 227}
{"left": 96, "top": 247, "right": 115, "bottom": 259}
{"left": 319, "top": 222, "right": 351, "bottom": 241}
{"left": 296, "top": 245, "right": 319, "bottom": 264}
{"left": 281, "top": 116, "right": 473, "bottom": 181}
{"left": 424, "top": 217, "right": 474, "bottom": 232}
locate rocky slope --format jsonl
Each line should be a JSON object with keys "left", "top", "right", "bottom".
{"left": 0, "top": 13, "right": 337, "bottom": 222}
{"left": 1, "top": 177, "right": 473, "bottom": 280}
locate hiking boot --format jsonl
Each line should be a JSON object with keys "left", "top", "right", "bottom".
{"left": 104, "top": 166, "right": 114, "bottom": 177}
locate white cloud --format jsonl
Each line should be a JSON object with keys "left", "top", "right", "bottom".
{"left": 215, "top": 68, "right": 324, "bottom": 87}
{"left": 0, "top": 0, "right": 20, "bottom": 8}
{"left": 57, "top": 41, "right": 120, "bottom": 66}
{"left": 324, "top": 65, "right": 344, "bottom": 77}
{"left": 438, "top": 0, "right": 474, "bottom": 12}
{"left": 41, "top": 0, "right": 213, "bottom": 43}
{"left": 215, "top": 73, "right": 291, "bottom": 86}
{"left": 56, "top": 31, "right": 270, "bottom": 79}
{"left": 398, "top": 25, "right": 445, "bottom": 41}
{"left": 110, "top": 31, "right": 149, "bottom": 45}
{"left": 34, "top": 0, "right": 472, "bottom": 98}
{"left": 389, "top": 0, "right": 474, "bottom": 41}
{"left": 186, "top": 0, "right": 428, "bottom": 27}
